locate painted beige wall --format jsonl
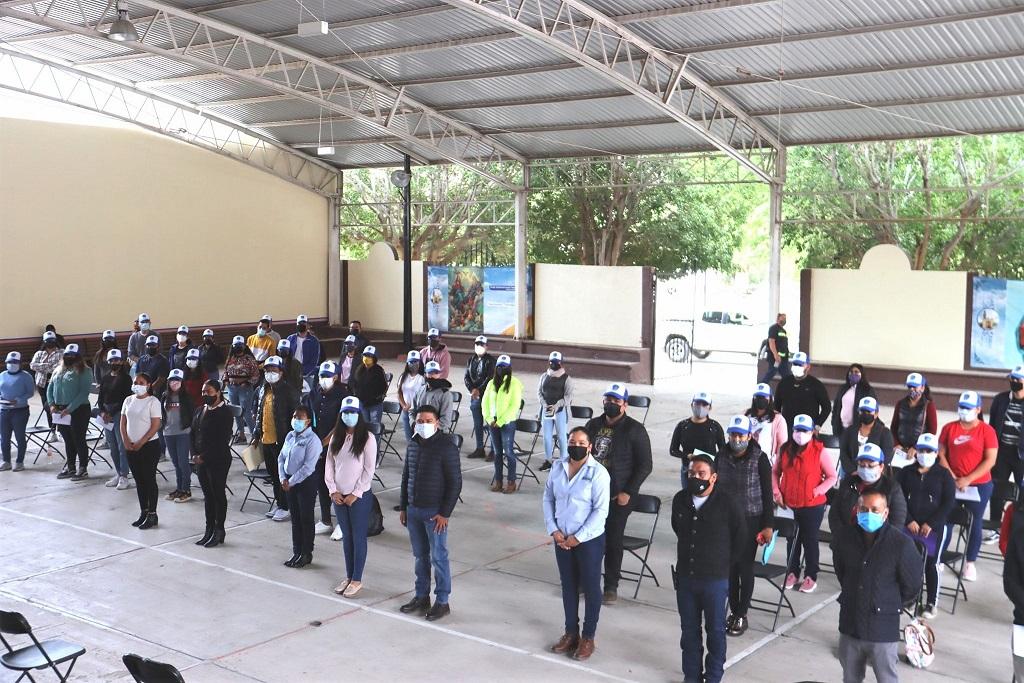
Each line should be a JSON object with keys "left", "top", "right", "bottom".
{"left": 345, "top": 242, "right": 425, "bottom": 333}
{"left": 809, "top": 244, "right": 967, "bottom": 370}
{"left": 535, "top": 263, "right": 645, "bottom": 347}
{"left": 0, "top": 117, "right": 328, "bottom": 339}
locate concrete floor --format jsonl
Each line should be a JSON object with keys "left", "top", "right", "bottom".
{"left": 0, "top": 357, "right": 1014, "bottom": 682}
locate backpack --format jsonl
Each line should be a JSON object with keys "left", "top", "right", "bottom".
{"left": 367, "top": 492, "right": 384, "bottom": 537}
{"left": 903, "top": 619, "right": 935, "bottom": 669}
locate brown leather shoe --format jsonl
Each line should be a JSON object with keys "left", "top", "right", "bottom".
{"left": 550, "top": 633, "right": 579, "bottom": 654}
{"left": 489, "top": 480, "right": 503, "bottom": 492}
{"left": 503, "top": 481, "right": 517, "bottom": 494}
{"left": 572, "top": 638, "right": 595, "bottom": 660}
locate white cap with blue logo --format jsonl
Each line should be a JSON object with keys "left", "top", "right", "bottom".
{"left": 692, "top": 391, "right": 712, "bottom": 405}
{"left": 857, "top": 396, "right": 878, "bottom": 413}
{"left": 958, "top": 391, "right": 981, "bottom": 409}
{"left": 753, "top": 383, "right": 772, "bottom": 398}
{"left": 916, "top": 433, "right": 939, "bottom": 451}
{"left": 727, "top": 415, "right": 751, "bottom": 435}
{"left": 857, "top": 443, "right": 884, "bottom": 463}
{"left": 604, "top": 383, "right": 628, "bottom": 401}
{"left": 791, "top": 351, "right": 809, "bottom": 366}
{"left": 792, "top": 414, "right": 815, "bottom": 432}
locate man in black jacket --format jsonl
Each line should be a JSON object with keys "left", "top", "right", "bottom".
{"left": 668, "top": 390, "right": 726, "bottom": 487}
{"left": 774, "top": 352, "right": 831, "bottom": 434}
{"left": 672, "top": 452, "right": 745, "bottom": 683}
{"left": 399, "top": 405, "right": 463, "bottom": 622}
{"left": 988, "top": 366, "right": 1024, "bottom": 535}
{"left": 584, "top": 383, "right": 653, "bottom": 604}
{"left": 832, "top": 490, "right": 921, "bottom": 683}
{"left": 464, "top": 334, "right": 496, "bottom": 459}
{"left": 252, "top": 356, "right": 299, "bottom": 522}
{"left": 1003, "top": 506, "right": 1024, "bottom": 682}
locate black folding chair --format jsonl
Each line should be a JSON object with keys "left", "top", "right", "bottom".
{"left": 569, "top": 405, "right": 592, "bottom": 425}
{"left": 981, "top": 480, "right": 1019, "bottom": 562}
{"left": 240, "top": 468, "right": 275, "bottom": 513}
{"left": 226, "top": 404, "right": 246, "bottom": 465}
{"left": 817, "top": 488, "right": 838, "bottom": 576}
{"left": 27, "top": 426, "right": 61, "bottom": 465}
{"left": 902, "top": 540, "right": 929, "bottom": 624}
{"left": 940, "top": 504, "right": 972, "bottom": 614}
{"left": 384, "top": 371, "right": 394, "bottom": 394}
{"left": 83, "top": 416, "right": 112, "bottom": 470}
{"left": 367, "top": 423, "right": 388, "bottom": 488}
{"left": 751, "top": 515, "right": 800, "bottom": 631}
{"left": 627, "top": 394, "right": 651, "bottom": 425}
{"left": 123, "top": 653, "right": 184, "bottom": 683}
{"left": 619, "top": 493, "right": 661, "bottom": 598}
{"left": 0, "top": 610, "right": 86, "bottom": 683}
{"left": 513, "top": 418, "right": 542, "bottom": 489}
{"left": 448, "top": 390, "right": 462, "bottom": 434}
{"left": 378, "top": 401, "right": 403, "bottom": 462}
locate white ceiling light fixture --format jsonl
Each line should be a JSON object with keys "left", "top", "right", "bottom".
{"left": 107, "top": 2, "right": 140, "bottom": 42}
{"left": 297, "top": 20, "right": 328, "bottom": 37}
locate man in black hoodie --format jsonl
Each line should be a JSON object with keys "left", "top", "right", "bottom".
{"left": 774, "top": 352, "right": 831, "bottom": 434}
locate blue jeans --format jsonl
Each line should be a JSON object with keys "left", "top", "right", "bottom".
{"left": 226, "top": 384, "right": 255, "bottom": 434}
{"left": 944, "top": 480, "right": 994, "bottom": 562}
{"left": 677, "top": 576, "right": 729, "bottom": 683}
{"left": 542, "top": 408, "right": 568, "bottom": 462}
{"left": 555, "top": 534, "right": 605, "bottom": 639}
{"left": 406, "top": 505, "right": 451, "bottom": 603}
{"left": 362, "top": 403, "right": 383, "bottom": 431}
{"left": 335, "top": 492, "right": 372, "bottom": 581}
{"left": 104, "top": 412, "right": 129, "bottom": 476}
{"left": 759, "top": 357, "right": 791, "bottom": 384}
{"left": 0, "top": 407, "right": 29, "bottom": 464}
{"left": 165, "top": 433, "right": 192, "bottom": 493}
{"left": 490, "top": 421, "right": 517, "bottom": 483}
{"left": 470, "top": 397, "right": 485, "bottom": 449}
{"left": 401, "top": 409, "right": 413, "bottom": 442}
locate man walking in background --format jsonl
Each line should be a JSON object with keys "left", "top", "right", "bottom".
{"left": 760, "top": 313, "right": 791, "bottom": 384}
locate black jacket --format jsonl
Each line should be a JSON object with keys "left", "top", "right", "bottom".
{"left": 838, "top": 419, "right": 895, "bottom": 474}
{"left": 304, "top": 384, "right": 346, "bottom": 439}
{"left": 400, "top": 432, "right": 463, "bottom": 518}
{"left": 832, "top": 523, "right": 922, "bottom": 642}
{"left": 829, "top": 472, "right": 907, "bottom": 532}
{"left": 161, "top": 389, "right": 195, "bottom": 432}
{"left": 352, "top": 363, "right": 388, "bottom": 406}
{"left": 167, "top": 342, "right": 195, "bottom": 373}
{"left": 97, "top": 370, "right": 133, "bottom": 414}
{"left": 669, "top": 418, "right": 725, "bottom": 459}
{"left": 1004, "top": 507, "right": 1024, "bottom": 624}
{"left": 774, "top": 374, "right": 831, "bottom": 430}
{"left": 190, "top": 402, "right": 234, "bottom": 463}
{"left": 831, "top": 381, "right": 877, "bottom": 437}
{"left": 584, "top": 415, "right": 653, "bottom": 497}
{"left": 990, "top": 391, "right": 1024, "bottom": 446}
{"left": 252, "top": 381, "right": 299, "bottom": 447}
{"left": 671, "top": 486, "right": 746, "bottom": 580}
{"left": 199, "top": 342, "right": 226, "bottom": 375}
{"left": 715, "top": 441, "right": 774, "bottom": 530}
{"left": 898, "top": 465, "right": 956, "bottom": 531}
{"left": 464, "top": 353, "right": 496, "bottom": 394}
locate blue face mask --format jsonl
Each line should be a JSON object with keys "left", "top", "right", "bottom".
{"left": 341, "top": 413, "right": 359, "bottom": 428}
{"left": 291, "top": 418, "right": 307, "bottom": 433}
{"left": 857, "top": 511, "right": 886, "bottom": 533}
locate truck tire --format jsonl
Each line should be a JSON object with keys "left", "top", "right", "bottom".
{"left": 664, "top": 335, "right": 691, "bottom": 363}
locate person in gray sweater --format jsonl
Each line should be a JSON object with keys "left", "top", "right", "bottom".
{"left": 413, "top": 361, "right": 454, "bottom": 433}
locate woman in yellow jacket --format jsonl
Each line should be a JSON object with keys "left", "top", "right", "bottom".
{"left": 482, "top": 355, "right": 523, "bottom": 494}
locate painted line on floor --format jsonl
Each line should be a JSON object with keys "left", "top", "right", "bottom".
{"left": 0, "top": 504, "right": 637, "bottom": 683}
{"left": 723, "top": 590, "right": 840, "bottom": 669}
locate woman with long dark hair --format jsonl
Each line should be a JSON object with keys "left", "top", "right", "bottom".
{"left": 890, "top": 372, "right": 937, "bottom": 456}
{"left": 397, "top": 350, "right": 426, "bottom": 441}
{"left": 483, "top": 355, "right": 523, "bottom": 494}
{"left": 745, "top": 383, "right": 787, "bottom": 463}
{"left": 46, "top": 344, "right": 93, "bottom": 481}
{"left": 163, "top": 368, "right": 195, "bottom": 502}
{"left": 192, "top": 380, "right": 234, "bottom": 548}
{"left": 830, "top": 363, "right": 876, "bottom": 437}
{"left": 325, "top": 396, "right": 378, "bottom": 597}
{"left": 224, "top": 335, "right": 260, "bottom": 442}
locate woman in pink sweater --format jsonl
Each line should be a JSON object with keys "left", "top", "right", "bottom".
{"left": 325, "top": 396, "right": 377, "bottom": 597}
{"left": 746, "top": 383, "right": 788, "bottom": 464}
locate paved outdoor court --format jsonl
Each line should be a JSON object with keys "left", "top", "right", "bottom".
{"left": 0, "top": 358, "right": 1013, "bottom": 682}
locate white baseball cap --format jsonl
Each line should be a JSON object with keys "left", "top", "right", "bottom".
{"left": 203, "top": 329, "right": 214, "bottom": 337}
{"left": 496, "top": 354, "right": 511, "bottom": 367}
{"left": 344, "top": 335, "right": 357, "bottom": 344}
{"left": 177, "top": 325, "right": 189, "bottom": 334}
{"left": 260, "top": 314, "right": 273, "bottom": 324}
{"left": 63, "top": 343, "right": 80, "bottom": 355}
{"left": 102, "top": 329, "right": 116, "bottom": 340}
{"left": 474, "top": 335, "right": 487, "bottom": 345}
{"left": 916, "top": 433, "right": 939, "bottom": 452}
{"left": 958, "top": 391, "right": 981, "bottom": 409}
{"left": 906, "top": 372, "right": 925, "bottom": 388}
{"left": 791, "top": 351, "right": 809, "bottom": 366}
{"left": 425, "top": 361, "right": 442, "bottom": 373}
{"left": 427, "top": 328, "right": 440, "bottom": 337}
{"left": 857, "top": 443, "right": 884, "bottom": 463}
{"left": 264, "top": 355, "right": 283, "bottom": 368}
{"left": 1010, "top": 366, "right": 1024, "bottom": 380}
{"left": 603, "top": 383, "right": 628, "bottom": 401}
{"left": 319, "top": 361, "right": 337, "bottom": 376}
{"left": 727, "top": 415, "right": 751, "bottom": 435}
{"left": 792, "top": 414, "right": 814, "bottom": 432}
{"left": 145, "top": 335, "right": 159, "bottom": 346}
{"left": 186, "top": 348, "right": 200, "bottom": 359}
{"left": 42, "top": 331, "right": 57, "bottom": 341}
{"left": 5, "top": 351, "right": 21, "bottom": 363}
{"left": 138, "top": 313, "right": 151, "bottom": 322}
{"left": 296, "top": 314, "right": 309, "bottom": 324}
{"left": 549, "top": 351, "right": 562, "bottom": 362}
{"left": 168, "top": 368, "right": 185, "bottom": 381}
{"left": 232, "top": 335, "right": 245, "bottom": 346}
{"left": 407, "top": 350, "right": 421, "bottom": 362}
{"left": 362, "top": 345, "right": 377, "bottom": 357}
{"left": 692, "top": 391, "right": 712, "bottom": 405}
{"left": 857, "top": 396, "right": 878, "bottom": 413}
{"left": 277, "top": 339, "right": 291, "bottom": 350}
{"left": 106, "top": 349, "right": 122, "bottom": 361}
{"left": 340, "top": 396, "right": 361, "bottom": 412}
{"left": 753, "top": 383, "right": 772, "bottom": 398}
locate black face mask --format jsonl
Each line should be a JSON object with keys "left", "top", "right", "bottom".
{"left": 495, "top": 369, "right": 508, "bottom": 380}
{"left": 687, "top": 477, "right": 710, "bottom": 496}
{"left": 1012, "top": 381, "right": 1024, "bottom": 393}
{"left": 567, "top": 445, "right": 588, "bottom": 461}
{"left": 349, "top": 328, "right": 359, "bottom": 336}
{"left": 109, "top": 364, "right": 123, "bottom": 373}
{"left": 428, "top": 339, "right": 439, "bottom": 348}
{"left": 345, "top": 344, "right": 355, "bottom": 353}
{"left": 753, "top": 397, "right": 770, "bottom": 410}
{"left": 102, "top": 339, "right": 114, "bottom": 349}
{"left": 232, "top": 346, "right": 245, "bottom": 355}
{"left": 426, "top": 377, "right": 445, "bottom": 389}
{"left": 858, "top": 412, "right": 875, "bottom": 426}
{"left": 297, "top": 324, "right": 308, "bottom": 333}
{"left": 549, "top": 361, "right": 561, "bottom": 371}
{"left": 44, "top": 342, "right": 57, "bottom": 349}
{"left": 202, "top": 395, "right": 217, "bottom": 406}
{"left": 203, "top": 337, "right": 213, "bottom": 345}
{"left": 603, "top": 403, "right": 622, "bottom": 418}
{"left": 146, "top": 347, "right": 158, "bottom": 355}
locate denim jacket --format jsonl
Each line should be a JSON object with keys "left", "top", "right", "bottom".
{"left": 278, "top": 426, "right": 323, "bottom": 486}
{"left": 542, "top": 456, "right": 610, "bottom": 543}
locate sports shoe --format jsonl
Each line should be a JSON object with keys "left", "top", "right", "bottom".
{"left": 920, "top": 604, "right": 937, "bottom": 620}
{"left": 12, "top": 463, "right": 23, "bottom": 472}
{"left": 175, "top": 492, "right": 192, "bottom": 503}
{"left": 467, "top": 448, "right": 485, "bottom": 459}
{"left": 56, "top": 468, "right": 73, "bottom": 479}
{"left": 539, "top": 461, "right": 552, "bottom": 471}
{"left": 963, "top": 562, "right": 977, "bottom": 582}
{"left": 798, "top": 577, "right": 817, "bottom": 593}
{"left": 314, "top": 521, "right": 332, "bottom": 535}
{"left": 726, "top": 615, "right": 748, "bottom": 637}
{"left": 331, "top": 525, "right": 344, "bottom": 541}
{"left": 166, "top": 490, "right": 181, "bottom": 501}
{"left": 784, "top": 572, "right": 798, "bottom": 590}
{"left": 272, "top": 509, "right": 291, "bottom": 522}
{"left": 70, "top": 469, "right": 89, "bottom": 481}
{"left": 265, "top": 509, "right": 276, "bottom": 518}
{"left": 117, "top": 477, "right": 131, "bottom": 490}
{"left": 105, "top": 475, "right": 120, "bottom": 487}
{"left": 0, "top": 462, "right": 11, "bottom": 472}
{"left": 983, "top": 530, "right": 999, "bottom": 545}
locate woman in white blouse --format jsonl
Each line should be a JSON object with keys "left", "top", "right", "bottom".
{"left": 120, "top": 372, "right": 163, "bottom": 529}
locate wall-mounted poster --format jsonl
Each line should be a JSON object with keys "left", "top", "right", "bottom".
{"left": 483, "top": 267, "right": 534, "bottom": 336}
{"left": 424, "top": 264, "right": 534, "bottom": 337}
{"left": 970, "top": 276, "right": 1024, "bottom": 370}
{"left": 449, "top": 266, "right": 485, "bottom": 333}
{"left": 426, "top": 266, "right": 449, "bottom": 333}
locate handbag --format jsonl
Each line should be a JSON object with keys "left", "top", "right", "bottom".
{"left": 367, "top": 492, "right": 384, "bottom": 537}
{"left": 903, "top": 619, "right": 935, "bottom": 668}
{"left": 240, "top": 442, "right": 263, "bottom": 472}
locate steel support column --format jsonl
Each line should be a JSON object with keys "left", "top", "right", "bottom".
{"left": 768, "top": 148, "right": 787, "bottom": 320}
{"left": 327, "top": 176, "right": 343, "bottom": 327}
{"left": 514, "top": 166, "right": 530, "bottom": 340}
{"left": 403, "top": 155, "right": 414, "bottom": 350}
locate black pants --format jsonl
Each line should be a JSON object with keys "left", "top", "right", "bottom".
{"left": 198, "top": 453, "right": 231, "bottom": 530}
{"left": 57, "top": 404, "right": 91, "bottom": 472}
{"left": 262, "top": 442, "right": 288, "bottom": 510}
{"left": 37, "top": 386, "right": 53, "bottom": 428}
{"left": 314, "top": 455, "right": 332, "bottom": 524}
{"left": 286, "top": 477, "right": 318, "bottom": 556}
{"left": 128, "top": 440, "right": 161, "bottom": 515}
{"left": 729, "top": 515, "right": 762, "bottom": 617}
{"left": 603, "top": 498, "right": 634, "bottom": 591}
{"left": 991, "top": 443, "right": 1024, "bottom": 522}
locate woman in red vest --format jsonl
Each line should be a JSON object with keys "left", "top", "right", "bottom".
{"left": 772, "top": 414, "right": 838, "bottom": 594}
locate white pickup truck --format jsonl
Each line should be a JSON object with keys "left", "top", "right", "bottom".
{"left": 663, "top": 310, "right": 765, "bottom": 362}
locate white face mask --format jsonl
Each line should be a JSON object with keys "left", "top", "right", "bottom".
{"left": 858, "top": 464, "right": 882, "bottom": 483}
{"left": 792, "top": 431, "right": 812, "bottom": 446}
{"left": 186, "top": 359, "right": 199, "bottom": 369}
{"left": 140, "top": 322, "right": 151, "bottom": 331}
{"left": 414, "top": 422, "right": 437, "bottom": 439}
{"left": 792, "top": 365, "right": 807, "bottom": 379}
{"left": 916, "top": 451, "right": 937, "bottom": 468}
{"left": 957, "top": 408, "right": 976, "bottom": 422}
{"left": 132, "top": 384, "right": 148, "bottom": 396}
{"left": 176, "top": 334, "right": 187, "bottom": 343}
{"left": 264, "top": 372, "right": 281, "bottom": 384}
{"left": 319, "top": 377, "right": 334, "bottom": 390}
{"left": 474, "top": 345, "right": 485, "bottom": 356}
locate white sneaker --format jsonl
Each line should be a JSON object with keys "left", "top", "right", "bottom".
{"left": 105, "top": 475, "right": 120, "bottom": 487}
{"left": 265, "top": 509, "right": 276, "bottom": 518}
{"left": 921, "top": 604, "right": 938, "bottom": 620}
{"left": 272, "top": 509, "right": 291, "bottom": 522}
{"left": 983, "top": 530, "right": 999, "bottom": 545}
{"left": 963, "top": 562, "right": 977, "bottom": 582}
{"left": 314, "top": 521, "right": 332, "bottom": 535}
{"left": 330, "top": 525, "right": 344, "bottom": 541}
{"left": 116, "top": 476, "right": 129, "bottom": 490}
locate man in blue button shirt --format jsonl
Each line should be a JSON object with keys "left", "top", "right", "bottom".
{"left": 543, "top": 427, "right": 610, "bottom": 662}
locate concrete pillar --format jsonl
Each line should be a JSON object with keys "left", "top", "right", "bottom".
{"left": 327, "top": 179, "right": 342, "bottom": 327}
{"left": 514, "top": 166, "right": 530, "bottom": 339}
{"left": 768, "top": 148, "right": 786, "bottom": 320}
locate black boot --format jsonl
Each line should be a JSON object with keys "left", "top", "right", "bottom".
{"left": 284, "top": 553, "right": 301, "bottom": 567}
{"left": 196, "top": 526, "right": 214, "bottom": 546}
{"left": 139, "top": 513, "right": 158, "bottom": 529}
{"left": 292, "top": 553, "right": 312, "bottom": 568}
{"left": 131, "top": 512, "right": 147, "bottom": 527}
{"left": 204, "top": 528, "right": 225, "bottom": 548}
